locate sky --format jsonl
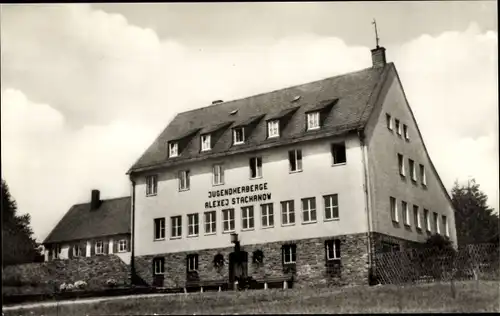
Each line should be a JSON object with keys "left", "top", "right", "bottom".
{"left": 1, "top": 2, "right": 498, "bottom": 242}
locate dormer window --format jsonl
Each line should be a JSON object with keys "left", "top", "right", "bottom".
{"left": 233, "top": 127, "right": 245, "bottom": 145}
{"left": 169, "top": 142, "right": 178, "bottom": 158}
{"left": 267, "top": 120, "right": 280, "bottom": 138}
{"left": 201, "top": 134, "right": 211, "bottom": 151}
{"left": 307, "top": 111, "right": 320, "bottom": 130}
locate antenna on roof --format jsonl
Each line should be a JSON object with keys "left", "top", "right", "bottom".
{"left": 372, "top": 18, "right": 380, "bottom": 48}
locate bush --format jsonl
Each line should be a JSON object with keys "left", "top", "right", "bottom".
{"left": 59, "top": 283, "right": 67, "bottom": 291}
{"left": 106, "top": 278, "right": 118, "bottom": 288}
{"left": 74, "top": 280, "right": 88, "bottom": 289}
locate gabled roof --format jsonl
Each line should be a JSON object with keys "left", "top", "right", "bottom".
{"left": 43, "top": 197, "right": 131, "bottom": 244}
{"left": 128, "top": 63, "right": 391, "bottom": 174}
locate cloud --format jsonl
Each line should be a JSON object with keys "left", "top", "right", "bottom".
{"left": 1, "top": 5, "right": 497, "bottom": 241}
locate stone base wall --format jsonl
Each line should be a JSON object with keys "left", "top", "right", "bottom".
{"left": 133, "top": 233, "right": 370, "bottom": 289}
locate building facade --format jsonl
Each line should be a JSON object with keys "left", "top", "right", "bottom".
{"left": 127, "top": 47, "right": 457, "bottom": 288}
{"left": 43, "top": 190, "right": 132, "bottom": 264}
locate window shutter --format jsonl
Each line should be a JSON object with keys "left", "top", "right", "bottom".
{"left": 81, "top": 243, "right": 87, "bottom": 257}
{"left": 288, "top": 151, "right": 294, "bottom": 165}
{"left": 335, "top": 240, "right": 341, "bottom": 258}
{"left": 104, "top": 241, "right": 109, "bottom": 254}
{"left": 91, "top": 242, "right": 95, "bottom": 256}
{"left": 113, "top": 240, "right": 118, "bottom": 253}
{"left": 68, "top": 246, "right": 74, "bottom": 259}
{"left": 257, "top": 157, "right": 262, "bottom": 168}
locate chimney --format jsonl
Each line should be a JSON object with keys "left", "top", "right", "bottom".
{"left": 90, "top": 189, "right": 100, "bottom": 210}
{"left": 371, "top": 46, "right": 386, "bottom": 68}
{"left": 212, "top": 100, "right": 223, "bottom": 105}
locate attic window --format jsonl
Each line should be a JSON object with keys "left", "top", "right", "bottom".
{"left": 307, "top": 111, "right": 320, "bottom": 130}
{"left": 267, "top": 120, "right": 280, "bottom": 138}
{"left": 169, "top": 142, "right": 178, "bottom": 158}
{"left": 292, "top": 96, "right": 301, "bottom": 102}
{"left": 201, "top": 134, "right": 211, "bottom": 151}
{"left": 230, "top": 109, "right": 238, "bottom": 115}
{"left": 233, "top": 127, "right": 245, "bottom": 145}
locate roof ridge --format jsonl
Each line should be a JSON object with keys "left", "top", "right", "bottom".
{"left": 178, "top": 65, "right": 375, "bottom": 116}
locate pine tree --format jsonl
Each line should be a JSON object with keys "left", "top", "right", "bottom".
{"left": 451, "top": 178, "right": 499, "bottom": 246}
{"left": 2, "top": 179, "right": 41, "bottom": 265}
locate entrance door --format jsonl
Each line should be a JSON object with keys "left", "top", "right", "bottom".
{"left": 229, "top": 251, "right": 248, "bottom": 285}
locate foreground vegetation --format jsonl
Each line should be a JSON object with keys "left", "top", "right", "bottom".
{"left": 3, "top": 281, "right": 499, "bottom": 315}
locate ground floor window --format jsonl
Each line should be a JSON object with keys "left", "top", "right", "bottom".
{"left": 282, "top": 244, "right": 297, "bottom": 274}
{"left": 95, "top": 241, "right": 104, "bottom": 255}
{"left": 381, "top": 241, "right": 400, "bottom": 253}
{"left": 153, "top": 257, "right": 165, "bottom": 275}
{"left": 325, "top": 239, "right": 341, "bottom": 276}
{"left": 118, "top": 239, "right": 128, "bottom": 252}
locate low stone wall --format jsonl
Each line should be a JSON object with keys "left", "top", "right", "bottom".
{"left": 2, "top": 255, "right": 130, "bottom": 295}
{"left": 134, "top": 233, "right": 370, "bottom": 289}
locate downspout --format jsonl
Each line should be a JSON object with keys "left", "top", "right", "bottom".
{"left": 358, "top": 129, "right": 374, "bottom": 283}
{"left": 129, "top": 176, "right": 137, "bottom": 285}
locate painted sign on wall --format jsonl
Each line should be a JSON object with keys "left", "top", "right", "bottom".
{"left": 205, "top": 182, "right": 271, "bottom": 209}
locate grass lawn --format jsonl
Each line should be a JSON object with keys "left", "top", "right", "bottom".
{"left": 3, "top": 281, "right": 499, "bottom": 315}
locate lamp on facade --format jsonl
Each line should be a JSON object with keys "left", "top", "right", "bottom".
{"left": 230, "top": 233, "right": 239, "bottom": 244}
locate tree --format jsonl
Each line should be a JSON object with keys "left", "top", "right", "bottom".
{"left": 451, "top": 178, "right": 499, "bottom": 246}
{"left": 2, "top": 179, "right": 41, "bottom": 265}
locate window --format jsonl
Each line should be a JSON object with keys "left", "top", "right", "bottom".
{"left": 169, "top": 142, "right": 178, "bottom": 158}
{"left": 386, "top": 113, "right": 393, "bottom": 130}
{"left": 443, "top": 215, "right": 449, "bottom": 237}
{"left": 201, "top": 134, "right": 211, "bottom": 151}
{"left": 52, "top": 245, "right": 61, "bottom": 259}
{"left": 241, "top": 206, "right": 254, "bottom": 230}
{"left": 261, "top": 203, "right": 274, "bottom": 228}
{"left": 268, "top": 120, "right": 280, "bottom": 138}
{"left": 118, "top": 240, "right": 127, "bottom": 252}
{"left": 390, "top": 197, "right": 398, "bottom": 222}
{"left": 424, "top": 209, "right": 431, "bottom": 231}
{"left": 398, "top": 154, "right": 405, "bottom": 176}
{"left": 302, "top": 197, "right": 317, "bottom": 223}
{"left": 204, "top": 211, "right": 216, "bottom": 234}
{"left": 187, "top": 254, "right": 199, "bottom": 272}
{"left": 324, "top": 194, "right": 339, "bottom": 220}
{"left": 222, "top": 209, "right": 235, "bottom": 232}
{"left": 434, "top": 212, "right": 440, "bottom": 234}
{"left": 331, "top": 143, "right": 347, "bottom": 165}
{"left": 395, "top": 119, "right": 401, "bottom": 135}
{"left": 249, "top": 157, "right": 262, "bottom": 179}
{"left": 402, "top": 201, "right": 410, "bottom": 226}
{"left": 420, "top": 164, "right": 427, "bottom": 186}
{"left": 409, "top": 159, "right": 416, "bottom": 181}
{"left": 188, "top": 214, "right": 199, "bottom": 237}
{"left": 213, "top": 164, "right": 224, "bottom": 185}
{"left": 403, "top": 124, "right": 409, "bottom": 140}
{"left": 154, "top": 218, "right": 166, "bottom": 240}
{"left": 95, "top": 241, "right": 104, "bottom": 255}
{"left": 288, "top": 149, "right": 302, "bottom": 172}
{"left": 171, "top": 216, "right": 182, "bottom": 238}
{"left": 381, "top": 241, "right": 400, "bottom": 253}
{"left": 146, "top": 175, "right": 158, "bottom": 196}
{"left": 325, "top": 239, "right": 341, "bottom": 260}
{"left": 153, "top": 257, "right": 165, "bottom": 275}
{"left": 281, "top": 200, "right": 295, "bottom": 225}
{"left": 307, "top": 111, "right": 320, "bottom": 130}
{"left": 413, "top": 205, "right": 422, "bottom": 229}
{"left": 282, "top": 244, "right": 296, "bottom": 264}
{"left": 233, "top": 127, "right": 245, "bottom": 144}
{"left": 179, "top": 170, "right": 190, "bottom": 191}
{"left": 73, "top": 245, "right": 82, "bottom": 257}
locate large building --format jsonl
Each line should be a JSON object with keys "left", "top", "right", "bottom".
{"left": 43, "top": 190, "right": 131, "bottom": 264}
{"left": 127, "top": 46, "right": 457, "bottom": 289}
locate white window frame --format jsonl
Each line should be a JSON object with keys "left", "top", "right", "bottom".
{"left": 95, "top": 241, "right": 104, "bottom": 255}
{"left": 201, "top": 134, "right": 211, "bottom": 151}
{"left": 307, "top": 111, "right": 320, "bottom": 130}
{"left": 398, "top": 154, "right": 405, "bottom": 177}
{"left": 169, "top": 142, "right": 178, "bottom": 158}
{"left": 179, "top": 170, "right": 190, "bottom": 191}
{"left": 386, "top": 113, "right": 393, "bottom": 130}
{"left": 331, "top": 143, "right": 347, "bottom": 165}
{"left": 153, "top": 258, "right": 164, "bottom": 275}
{"left": 414, "top": 205, "right": 422, "bottom": 229}
{"left": 187, "top": 213, "right": 199, "bottom": 237}
{"left": 53, "top": 245, "right": 61, "bottom": 259}
{"left": 171, "top": 216, "right": 182, "bottom": 238}
{"left": 403, "top": 124, "right": 409, "bottom": 140}
{"left": 118, "top": 239, "right": 127, "bottom": 252}
{"left": 420, "top": 164, "right": 427, "bottom": 186}
{"left": 261, "top": 203, "right": 274, "bottom": 228}
{"left": 213, "top": 164, "right": 224, "bottom": 186}
{"left": 154, "top": 218, "right": 165, "bottom": 240}
{"left": 424, "top": 209, "right": 431, "bottom": 232}
{"left": 187, "top": 254, "right": 198, "bottom": 272}
{"left": 73, "top": 245, "right": 81, "bottom": 257}
{"left": 390, "top": 197, "right": 398, "bottom": 223}
{"left": 267, "top": 120, "right": 280, "bottom": 138}
{"left": 146, "top": 175, "right": 158, "bottom": 196}
{"left": 249, "top": 157, "right": 262, "bottom": 179}
{"left": 324, "top": 194, "right": 339, "bottom": 221}
{"left": 395, "top": 119, "right": 401, "bottom": 135}
{"left": 402, "top": 201, "right": 410, "bottom": 226}
{"left": 241, "top": 206, "right": 254, "bottom": 230}
{"left": 222, "top": 208, "right": 235, "bottom": 233}
{"left": 233, "top": 127, "right": 245, "bottom": 145}
{"left": 281, "top": 200, "right": 295, "bottom": 226}
{"left": 326, "top": 240, "right": 341, "bottom": 261}
{"left": 283, "top": 245, "right": 296, "bottom": 264}
{"left": 443, "top": 215, "right": 449, "bottom": 237}
{"left": 302, "top": 197, "right": 317, "bottom": 223}
{"left": 434, "top": 212, "right": 440, "bottom": 234}
{"left": 204, "top": 211, "right": 216, "bottom": 235}
{"left": 409, "top": 159, "right": 416, "bottom": 181}
{"left": 289, "top": 149, "right": 302, "bottom": 172}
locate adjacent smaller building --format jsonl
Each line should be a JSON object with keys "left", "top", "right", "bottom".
{"left": 43, "top": 190, "right": 131, "bottom": 264}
